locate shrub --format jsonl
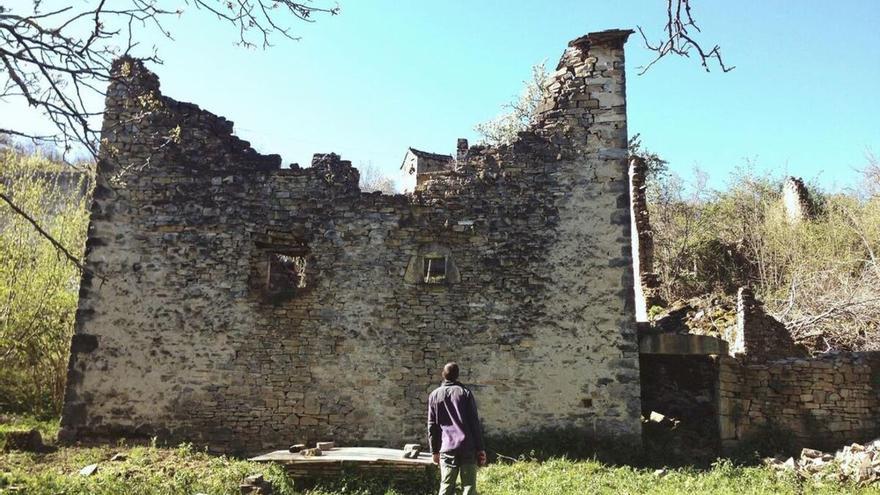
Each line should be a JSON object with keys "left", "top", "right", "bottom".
{"left": 0, "top": 147, "right": 92, "bottom": 416}
{"left": 648, "top": 162, "right": 880, "bottom": 352}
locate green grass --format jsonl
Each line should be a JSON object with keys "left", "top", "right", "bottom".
{"left": 0, "top": 442, "right": 297, "bottom": 495}
{"left": 2, "top": 416, "right": 879, "bottom": 494}
{"left": 4, "top": 449, "right": 880, "bottom": 495}
{"left": 479, "top": 458, "right": 879, "bottom": 495}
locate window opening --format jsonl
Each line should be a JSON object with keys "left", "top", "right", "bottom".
{"left": 266, "top": 253, "right": 307, "bottom": 300}
{"left": 423, "top": 256, "right": 447, "bottom": 284}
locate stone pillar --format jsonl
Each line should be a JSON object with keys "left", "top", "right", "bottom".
{"left": 628, "top": 156, "right": 664, "bottom": 321}
{"left": 535, "top": 29, "right": 645, "bottom": 445}
{"left": 456, "top": 138, "right": 469, "bottom": 163}
{"left": 60, "top": 57, "right": 159, "bottom": 442}
{"left": 731, "top": 287, "right": 805, "bottom": 362}
{"left": 782, "top": 177, "right": 814, "bottom": 224}
{"left": 716, "top": 355, "right": 746, "bottom": 453}
{"left": 536, "top": 30, "right": 633, "bottom": 150}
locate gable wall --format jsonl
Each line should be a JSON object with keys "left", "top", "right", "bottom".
{"left": 60, "top": 30, "right": 641, "bottom": 454}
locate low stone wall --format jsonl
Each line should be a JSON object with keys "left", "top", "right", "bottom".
{"left": 718, "top": 352, "right": 880, "bottom": 451}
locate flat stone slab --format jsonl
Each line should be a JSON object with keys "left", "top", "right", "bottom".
{"left": 250, "top": 447, "right": 434, "bottom": 467}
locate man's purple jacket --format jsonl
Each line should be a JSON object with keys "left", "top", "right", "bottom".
{"left": 427, "top": 380, "right": 485, "bottom": 455}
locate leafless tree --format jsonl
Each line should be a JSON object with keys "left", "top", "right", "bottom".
{"left": 358, "top": 163, "right": 397, "bottom": 194}
{"left": 861, "top": 150, "right": 880, "bottom": 198}
{"left": 637, "top": 0, "right": 734, "bottom": 74}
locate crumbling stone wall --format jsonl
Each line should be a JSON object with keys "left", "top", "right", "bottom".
{"left": 718, "top": 352, "right": 880, "bottom": 451}
{"left": 782, "top": 177, "right": 814, "bottom": 224}
{"left": 628, "top": 157, "right": 663, "bottom": 321}
{"left": 719, "top": 288, "right": 880, "bottom": 451}
{"left": 60, "top": 30, "right": 642, "bottom": 454}
{"left": 641, "top": 286, "right": 879, "bottom": 453}
{"left": 730, "top": 287, "right": 807, "bottom": 362}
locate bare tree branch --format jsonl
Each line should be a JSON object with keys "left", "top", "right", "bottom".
{"left": 637, "top": 0, "right": 734, "bottom": 74}
{"left": 0, "top": 191, "right": 87, "bottom": 273}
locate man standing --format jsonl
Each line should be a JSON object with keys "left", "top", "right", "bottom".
{"left": 427, "top": 362, "right": 487, "bottom": 495}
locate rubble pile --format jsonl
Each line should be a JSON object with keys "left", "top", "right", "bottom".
{"left": 766, "top": 440, "right": 880, "bottom": 484}
{"left": 650, "top": 295, "right": 737, "bottom": 338}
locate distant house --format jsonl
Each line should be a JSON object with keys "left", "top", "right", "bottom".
{"left": 400, "top": 147, "right": 454, "bottom": 189}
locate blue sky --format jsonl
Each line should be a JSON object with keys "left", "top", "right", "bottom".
{"left": 5, "top": 1, "right": 880, "bottom": 191}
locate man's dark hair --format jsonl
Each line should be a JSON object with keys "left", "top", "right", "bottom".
{"left": 442, "top": 362, "right": 459, "bottom": 382}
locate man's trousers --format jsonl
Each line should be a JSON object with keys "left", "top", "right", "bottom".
{"left": 439, "top": 452, "right": 477, "bottom": 495}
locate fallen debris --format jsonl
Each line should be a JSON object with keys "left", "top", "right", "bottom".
{"left": 765, "top": 439, "right": 880, "bottom": 484}
{"left": 316, "top": 441, "right": 334, "bottom": 451}
{"left": 79, "top": 463, "right": 99, "bottom": 477}
{"left": 239, "top": 473, "right": 273, "bottom": 494}
{"left": 402, "top": 443, "right": 421, "bottom": 459}
{"left": 646, "top": 411, "right": 679, "bottom": 428}
{"left": 288, "top": 444, "right": 305, "bottom": 453}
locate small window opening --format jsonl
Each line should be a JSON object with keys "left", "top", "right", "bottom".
{"left": 423, "top": 256, "right": 447, "bottom": 284}
{"left": 266, "top": 253, "right": 307, "bottom": 301}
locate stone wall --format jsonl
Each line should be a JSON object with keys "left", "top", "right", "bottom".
{"left": 628, "top": 156, "right": 662, "bottom": 321}
{"left": 60, "top": 30, "right": 642, "bottom": 454}
{"left": 718, "top": 352, "right": 880, "bottom": 451}
{"left": 782, "top": 177, "right": 814, "bottom": 224}
{"left": 642, "top": 287, "right": 880, "bottom": 453}
{"left": 721, "top": 290, "right": 880, "bottom": 451}
{"left": 730, "top": 287, "right": 807, "bottom": 362}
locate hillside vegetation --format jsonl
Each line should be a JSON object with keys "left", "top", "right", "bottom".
{"left": 648, "top": 159, "right": 880, "bottom": 351}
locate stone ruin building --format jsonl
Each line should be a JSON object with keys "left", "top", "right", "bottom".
{"left": 399, "top": 147, "right": 455, "bottom": 190}
{"left": 632, "top": 164, "right": 880, "bottom": 453}
{"left": 60, "top": 29, "right": 880, "bottom": 456}
{"left": 61, "top": 30, "right": 642, "bottom": 454}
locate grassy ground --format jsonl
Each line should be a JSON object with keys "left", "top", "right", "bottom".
{"left": 2, "top": 416, "right": 879, "bottom": 494}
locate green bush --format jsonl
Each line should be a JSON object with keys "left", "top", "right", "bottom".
{"left": 0, "top": 148, "right": 92, "bottom": 416}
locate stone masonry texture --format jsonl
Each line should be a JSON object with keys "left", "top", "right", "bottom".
{"left": 59, "top": 30, "right": 642, "bottom": 454}
{"left": 628, "top": 156, "right": 662, "bottom": 322}
{"left": 720, "top": 289, "right": 880, "bottom": 452}
{"left": 718, "top": 352, "right": 880, "bottom": 452}
{"left": 782, "top": 176, "right": 815, "bottom": 224}
{"left": 731, "top": 287, "right": 808, "bottom": 363}
{"left": 643, "top": 287, "right": 880, "bottom": 453}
